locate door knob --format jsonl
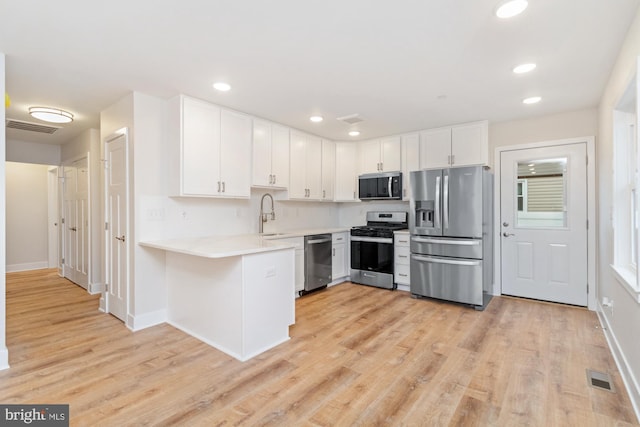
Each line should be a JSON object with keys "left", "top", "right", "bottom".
{"left": 502, "top": 232, "right": 515, "bottom": 237}
{"left": 503, "top": 222, "right": 509, "bottom": 227}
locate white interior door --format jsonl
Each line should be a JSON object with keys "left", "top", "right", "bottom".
{"left": 47, "top": 167, "right": 60, "bottom": 270}
{"left": 63, "top": 165, "right": 78, "bottom": 283}
{"left": 62, "top": 158, "right": 89, "bottom": 288}
{"left": 105, "top": 132, "right": 128, "bottom": 322}
{"left": 500, "top": 142, "right": 588, "bottom": 306}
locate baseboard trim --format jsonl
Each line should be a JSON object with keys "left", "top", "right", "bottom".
{"left": 126, "top": 310, "right": 167, "bottom": 332}
{"left": 597, "top": 305, "right": 640, "bottom": 423}
{"left": 6, "top": 262, "right": 48, "bottom": 273}
{"left": 88, "top": 282, "right": 104, "bottom": 295}
{"left": 0, "top": 346, "right": 9, "bottom": 371}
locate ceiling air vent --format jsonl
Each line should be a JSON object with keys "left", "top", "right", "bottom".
{"left": 5, "top": 118, "right": 60, "bottom": 134}
{"left": 337, "top": 114, "right": 364, "bottom": 125}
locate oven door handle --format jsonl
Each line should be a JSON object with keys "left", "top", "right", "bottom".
{"left": 350, "top": 236, "right": 393, "bottom": 244}
{"left": 411, "top": 237, "right": 480, "bottom": 246}
{"left": 411, "top": 255, "right": 480, "bottom": 266}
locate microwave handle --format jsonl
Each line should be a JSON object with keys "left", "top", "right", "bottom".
{"left": 388, "top": 176, "right": 393, "bottom": 198}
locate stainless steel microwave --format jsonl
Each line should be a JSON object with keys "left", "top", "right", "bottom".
{"left": 358, "top": 171, "right": 402, "bottom": 200}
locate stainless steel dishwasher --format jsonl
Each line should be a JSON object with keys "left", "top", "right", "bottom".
{"left": 302, "top": 234, "right": 332, "bottom": 295}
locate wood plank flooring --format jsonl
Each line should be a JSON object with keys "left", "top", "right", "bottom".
{"left": 1, "top": 269, "right": 638, "bottom": 426}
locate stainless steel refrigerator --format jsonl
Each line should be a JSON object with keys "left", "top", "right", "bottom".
{"left": 409, "top": 166, "right": 493, "bottom": 310}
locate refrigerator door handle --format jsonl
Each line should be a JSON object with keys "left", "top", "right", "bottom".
{"left": 411, "top": 254, "right": 481, "bottom": 267}
{"left": 435, "top": 175, "right": 441, "bottom": 230}
{"left": 411, "top": 237, "right": 480, "bottom": 246}
{"left": 443, "top": 174, "right": 449, "bottom": 230}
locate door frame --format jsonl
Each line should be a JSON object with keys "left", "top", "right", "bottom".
{"left": 494, "top": 136, "right": 596, "bottom": 310}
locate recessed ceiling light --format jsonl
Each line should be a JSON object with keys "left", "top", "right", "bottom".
{"left": 348, "top": 131, "right": 360, "bottom": 137}
{"left": 213, "top": 82, "right": 231, "bottom": 92}
{"left": 513, "top": 63, "right": 537, "bottom": 74}
{"left": 310, "top": 116, "right": 323, "bottom": 123}
{"left": 523, "top": 96, "right": 542, "bottom": 104}
{"left": 29, "top": 107, "right": 74, "bottom": 123}
{"left": 496, "top": 0, "right": 528, "bottom": 18}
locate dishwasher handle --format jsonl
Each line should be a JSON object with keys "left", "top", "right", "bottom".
{"left": 306, "top": 237, "right": 332, "bottom": 244}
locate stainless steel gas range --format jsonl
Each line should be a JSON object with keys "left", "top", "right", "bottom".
{"left": 350, "top": 211, "right": 408, "bottom": 289}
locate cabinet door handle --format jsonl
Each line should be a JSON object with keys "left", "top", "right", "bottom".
{"left": 217, "top": 181, "right": 221, "bottom": 192}
{"left": 451, "top": 154, "right": 455, "bottom": 165}
{"left": 269, "top": 174, "right": 272, "bottom": 184}
{"left": 115, "top": 235, "right": 125, "bottom": 242}
{"left": 222, "top": 181, "right": 226, "bottom": 192}
{"left": 447, "top": 155, "right": 451, "bottom": 165}
{"left": 399, "top": 273, "right": 408, "bottom": 277}
{"left": 332, "top": 248, "right": 335, "bottom": 256}
{"left": 323, "top": 190, "right": 326, "bottom": 199}
{"left": 273, "top": 174, "right": 276, "bottom": 185}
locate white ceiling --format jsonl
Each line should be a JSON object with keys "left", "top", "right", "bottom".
{"left": 1, "top": 0, "right": 638, "bottom": 146}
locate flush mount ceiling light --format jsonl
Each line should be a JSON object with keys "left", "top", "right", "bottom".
{"left": 213, "top": 82, "right": 231, "bottom": 92}
{"left": 496, "top": 0, "right": 528, "bottom": 18}
{"left": 348, "top": 131, "right": 360, "bottom": 136}
{"left": 523, "top": 96, "right": 542, "bottom": 104}
{"left": 310, "top": 116, "right": 323, "bottom": 123}
{"left": 513, "top": 63, "right": 537, "bottom": 74}
{"left": 29, "top": 107, "right": 74, "bottom": 123}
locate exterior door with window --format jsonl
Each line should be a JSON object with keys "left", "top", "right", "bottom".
{"left": 500, "top": 142, "right": 588, "bottom": 306}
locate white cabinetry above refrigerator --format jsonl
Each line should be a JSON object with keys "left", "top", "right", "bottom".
{"left": 419, "top": 120, "right": 488, "bottom": 169}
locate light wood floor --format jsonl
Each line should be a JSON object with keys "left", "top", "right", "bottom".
{"left": 1, "top": 269, "right": 637, "bottom": 426}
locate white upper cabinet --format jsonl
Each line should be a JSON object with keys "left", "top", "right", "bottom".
{"left": 359, "top": 137, "right": 402, "bottom": 174}
{"left": 419, "top": 120, "right": 488, "bottom": 169}
{"left": 169, "top": 95, "right": 251, "bottom": 198}
{"left": 401, "top": 133, "right": 420, "bottom": 201}
{"left": 450, "top": 121, "right": 488, "bottom": 166}
{"left": 252, "top": 119, "right": 290, "bottom": 188}
{"left": 334, "top": 142, "right": 359, "bottom": 201}
{"left": 220, "top": 109, "right": 252, "bottom": 197}
{"left": 289, "top": 130, "right": 322, "bottom": 200}
{"left": 321, "top": 139, "right": 336, "bottom": 201}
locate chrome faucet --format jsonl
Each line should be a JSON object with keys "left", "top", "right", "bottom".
{"left": 259, "top": 193, "right": 276, "bottom": 233}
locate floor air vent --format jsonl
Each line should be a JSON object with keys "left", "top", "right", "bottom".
{"left": 586, "top": 369, "right": 615, "bottom": 392}
{"left": 6, "top": 118, "right": 60, "bottom": 134}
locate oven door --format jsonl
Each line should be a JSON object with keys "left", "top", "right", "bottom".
{"left": 350, "top": 236, "right": 394, "bottom": 274}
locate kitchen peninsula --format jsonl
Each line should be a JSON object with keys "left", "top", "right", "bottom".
{"left": 140, "top": 235, "right": 296, "bottom": 361}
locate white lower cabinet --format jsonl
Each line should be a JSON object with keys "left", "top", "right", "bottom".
{"left": 272, "top": 236, "right": 305, "bottom": 293}
{"left": 332, "top": 232, "right": 349, "bottom": 281}
{"left": 394, "top": 232, "right": 410, "bottom": 289}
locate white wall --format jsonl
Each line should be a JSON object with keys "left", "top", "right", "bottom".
{"left": 6, "top": 139, "right": 61, "bottom": 165}
{"left": 1, "top": 52, "right": 9, "bottom": 369}
{"left": 5, "top": 162, "right": 50, "bottom": 272}
{"left": 488, "top": 108, "right": 598, "bottom": 169}
{"left": 597, "top": 6, "right": 640, "bottom": 417}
